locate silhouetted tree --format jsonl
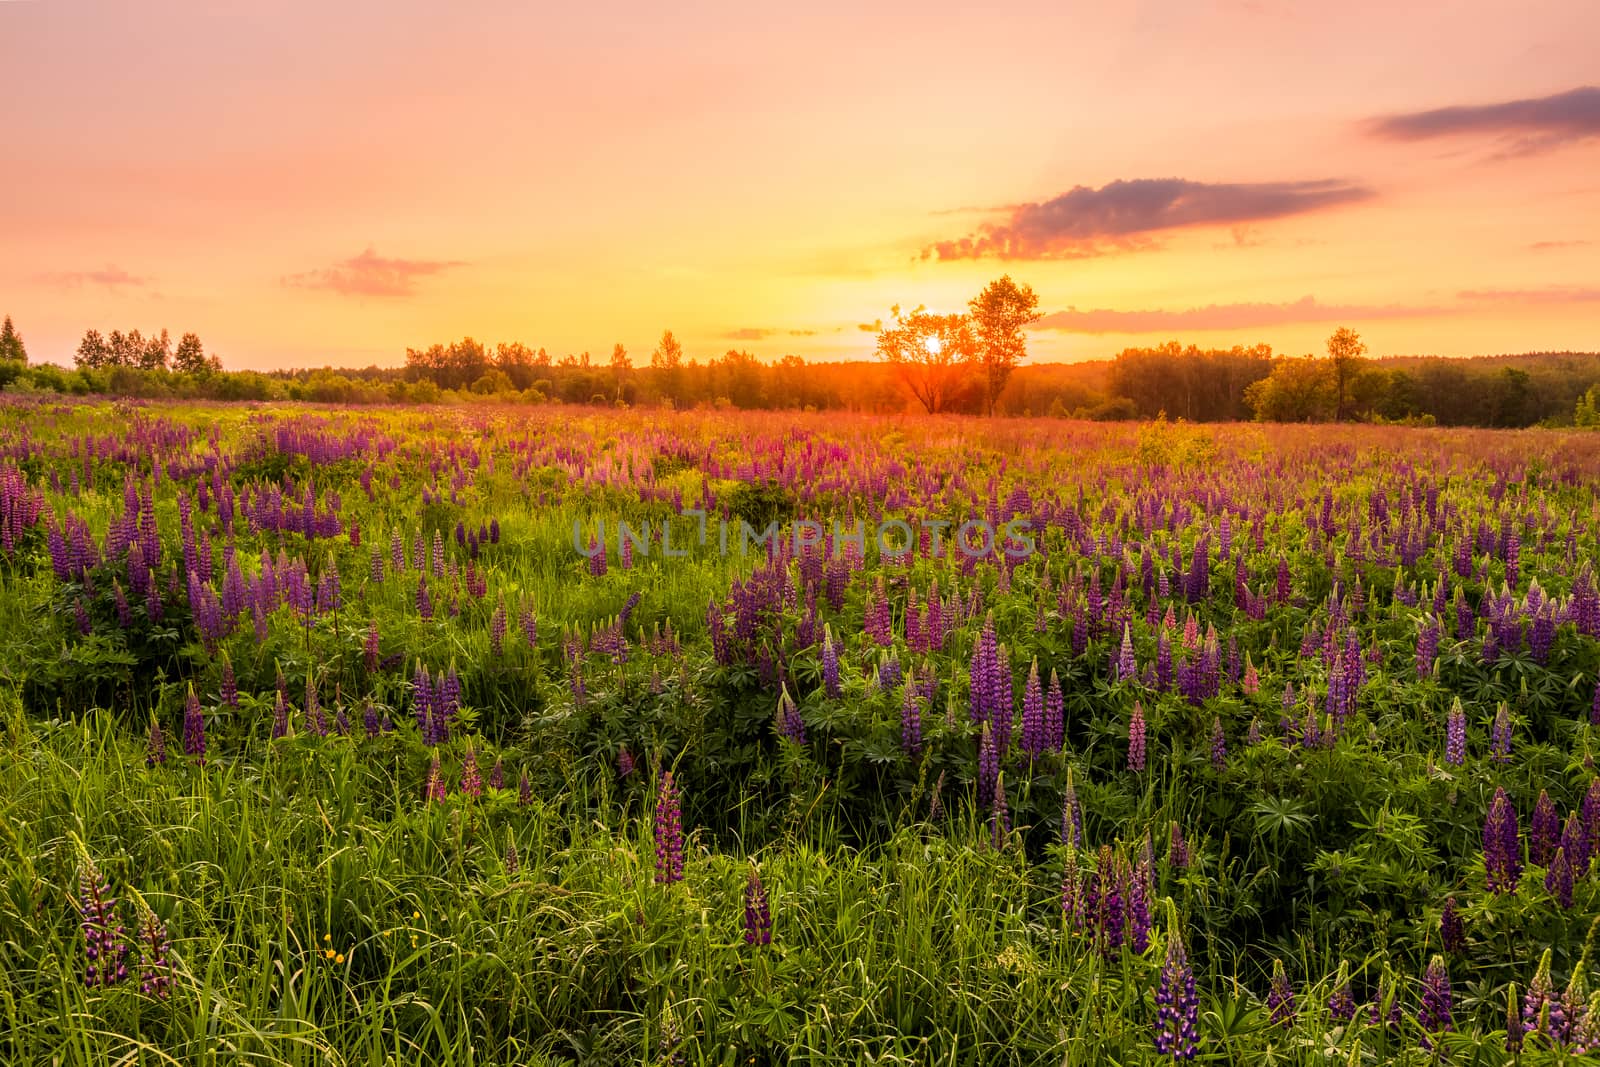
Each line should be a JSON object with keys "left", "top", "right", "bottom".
{"left": 969, "top": 276, "right": 1040, "bottom": 416}
{"left": 875, "top": 305, "right": 977, "bottom": 414}
{"left": 1326, "top": 326, "right": 1367, "bottom": 422}
{"left": 172, "top": 332, "right": 209, "bottom": 374}
{"left": 0, "top": 316, "right": 26, "bottom": 365}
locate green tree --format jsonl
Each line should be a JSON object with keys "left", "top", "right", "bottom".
{"left": 75, "top": 329, "right": 111, "bottom": 368}
{"left": 650, "top": 330, "right": 684, "bottom": 407}
{"left": 1325, "top": 326, "right": 1367, "bottom": 422}
{"left": 1243, "top": 355, "right": 1335, "bottom": 422}
{"left": 968, "top": 275, "right": 1040, "bottom": 416}
{"left": 875, "top": 304, "right": 977, "bottom": 414}
{"left": 1575, "top": 384, "right": 1600, "bottom": 428}
{"left": 0, "top": 316, "right": 26, "bottom": 364}
{"left": 172, "top": 332, "right": 209, "bottom": 374}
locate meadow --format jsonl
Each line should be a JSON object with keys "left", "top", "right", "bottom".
{"left": 2, "top": 397, "right": 1599, "bottom": 1065}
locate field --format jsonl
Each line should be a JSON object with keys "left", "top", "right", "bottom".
{"left": 2, "top": 397, "right": 1599, "bottom": 1065}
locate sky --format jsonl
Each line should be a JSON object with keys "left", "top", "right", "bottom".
{"left": 3, "top": 0, "right": 1599, "bottom": 371}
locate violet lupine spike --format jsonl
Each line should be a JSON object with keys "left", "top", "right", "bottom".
{"left": 989, "top": 772, "right": 1010, "bottom": 851}
{"left": 1126, "top": 850, "right": 1152, "bottom": 954}
{"left": 1445, "top": 699, "right": 1466, "bottom": 766}
{"left": 1020, "top": 658, "right": 1045, "bottom": 759}
{"left": 1096, "top": 846, "right": 1124, "bottom": 958}
{"left": 1546, "top": 847, "right": 1575, "bottom": 909}
{"left": 1168, "top": 821, "right": 1189, "bottom": 869}
{"left": 1127, "top": 701, "right": 1147, "bottom": 772}
{"left": 820, "top": 625, "right": 841, "bottom": 699}
{"left": 1152, "top": 915, "right": 1199, "bottom": 1060}
{"left": 1490, "top": 702, "right": 1513, "bottom": 764}
{"left": 1209, "top": 717, "right": 1226, "bottom": 770}
{"left": 76, "top": 855, "right": 130, "bottom": 988}
{"left": 518, "top": 770, "right": 532, "bottom": 807}
{"left": 145, "top": 717, "right": 167, "bottom": 768}
{"left": 743, "top": 866, "right": 772, "bottom": 947}
{"left": 1484, "top": 786, "right": 1522, "bottom": 895}
{"left": 425, "top": 754, "right": 447, "bottom": 803}
{"left": 618, "top": 747, "right": 636, "bottom": 777}
{"left": 653, "top": 770, "right": 685, "bottom": 885}
{"left": 1440, "top": 897, "right": 1465, "bottom": 954}
{"left": 1266, "top": 959, "right": 1295, "bottom": 1026}
{"left": 460, "top": 746, "right": 483, "bottom": 798}
{"left": 1044, "top": 668, "right": 1064, "bottom": 752}
{"left": 362, "top": 701, "right": 380, "bottom": 738}
{"left": 1329, "top": 965, "right": 1355, "bottom": 1023}
{"left": 137, "top": 905, "right": 172, "bottom": 1000}
{"left": 1418, "top": 955, "right": 1454, "bottom": 1045}
{"left": 1117, "top": 623, "right": 1136, "bottom": 684}
{"left": 182, "top": 687, "right": 206, "bottom": 764}
{"left": 977, "top": 721, "right": 999, "bottom": 811}
{"left": 220, "top": 659, "right": 237, "bottom": 709}
{"left": 899, "top": 684, "right": 922, "bottom": 757}
{"left": 1061, "top": 770, "right": 1084, "bottom": 848}
{"left": 1561, "top": 811, "right": 1590, "bottom": 877}
{"left": 1531, "top": 790, "right": 1561, "bottom": 867}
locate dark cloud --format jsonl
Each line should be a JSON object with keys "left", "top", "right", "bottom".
{"left": 284, "top": 247, "right": 464, "bottom": 297}
{"left": 37, "top": 265, "right": 149, "bottom": 290}
{"left": 924, "top": 178, "right": 1372, "bottom": 260}
{"left": 858, "top": 321, "right": 882, "bottom": 333}
{"left": 1033, "top": 295, "right": 1429, "bottom": 334}
{"left": 1368, "top": 86, "right": 1600, "bottom": 155}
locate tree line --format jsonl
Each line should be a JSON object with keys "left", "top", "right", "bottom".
{"left": 2, "top": 311, "right": 1597, "bottom": 428}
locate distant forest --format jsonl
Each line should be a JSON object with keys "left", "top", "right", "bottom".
{"left": 3, "top": 312, "right": 1599, "bottom": 427}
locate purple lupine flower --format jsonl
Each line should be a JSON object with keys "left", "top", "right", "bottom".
{"left": 220, "top": 659, "right": 237, "bottom": 709}
{"left": 77, "top": 855, "right": 129, "bottom": 988}
{"left": 417, "top": 576, "right": 433, "bottom": 619}
{"left": 1440, "top": 897, "right": 1465, "bottom": 953}
{"left": 1266, "top": 959, "right": 1296, "bottom": 1026}
{"left": 461, "top": 746, "right": 483, "bottom": 798}
{"left": 928, "top": 769, "right": 945, "bottom": 821}
{"left": 272, "top": 672, "right": 290, "bottom": 739}
{"left": 1531, "top": 790, "right": 1561, "bottom": 867}
{"left": 1561, "top": 811, "right": 1590, "bottom": 877}
{"left": 1507, "top": 983, "right": 1525, "bottom": 1054}
{"left": 145, "top": 717, "right": 166, "bottom": 768}
{"left": 1020, "top": 658, "right": 1045, "bottom": 758}
{"left": 1584, "top": 779, "right": 1600, "bottom": 860}
{"left": 653, "top": 770, "right": 684, "bottom": 884}
{"left": 1168, "top": 821, "right": 1189, "bottom": 869}
{"left": 490, "top": 601, "right": 507, "bottom": 657}
{"left": 484, "top": 756, "right": 502, "bottom": 790}
{"left": 820, "top": 625, "right": 841, "bottom": 698}
{"left": 900, "top": 684, "right": 922, "bottom": 757}
{"left": 1209, "top": 717, "right": 1226, "bottom": 770}
{"left": 1416, "top": 616, "right": 1440, "bottom": 679}
{"left": 425, "top": 754, "right": 447, "bottom": 803}
{"left": 1117, "top": 624, "right": 1136, "bottom": 684}
{"left": 1546, "top": 847, "right": 1575, "bottom": 909}
{"left": 362, "top": 701, "right": 380, "bottom": 738}
{"left": 518, "top": 770, "right": 532, "bottom": 807}
{"left": 1127, "top": 701, "right": 1147, "bottom": 772}
{"left": 1044, "top": 668, "right": 1064, "bottom": 751}
{"left": 775, "top": 686, "right": 806, "bottom": 745}
{"left": 1061, "top": 770, "right": 1084, "bottom": 848}
{"left": 977, "top": 721, "right": 999, "bottom": 810}
{"left": 1329, "top": 964, "right": 1356, "bottom": 1023}
{"left": 182, "top": 687, "right": 206, "bottom": 764}
{"left": 364, "top": 623, "right": 380, "bottom": 672}
{"left": 1491, "top": 702, "right": 1512, "bottom": 764}
{"left": 1096, "top": 846, "right": 1125, "bottom": 958}
{"left": 1484, "top": 786, "right": 1522, "bottom": 894}
{"left": 1418, "top": 955, "right": 1453, "bottom": 1043}
{"left": 1369, "top": 980, "right": 1402, "bottom": 1029}
{"left": 305, "top": 675, "right": 326, "bottom": 737}
{"left": 1523, "top": 950, "right": 1560, "bottom": 1045}
{"left": 1246, "top": 717, "right": 1261, "bottom": 746}
{"left": 743, "top": 866, "right": 772, "bottom": 946}
{"left": 136, "top": 905, "right": 172, "bottom": 1000}
{"left": 989, "top": 772, "right": 1010, "bottom": 851}
{"left": 1152, "top": 917, "right": 1199, "bottom": 1060}
{"left": 1445, "top": 699, "right": 1466, "bottom": 765}
{"left": 1126, "top": 850, "right": 1152, "bottom": 953}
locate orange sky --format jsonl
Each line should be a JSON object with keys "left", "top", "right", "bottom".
{"left": 4, "top": 1, "right": 1598, "bottom": 371}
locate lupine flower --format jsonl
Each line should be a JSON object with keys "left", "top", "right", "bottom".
{"left": 977, "top": 721, "right": 999, "bottom": 810}
{"left": 220, "top": 659, "right": 237, "bottom": 708}
{"left": 1546, "top": 847, "right": 1575, "bottom": 908}
{"left": 1127, "top": 701, "right": 1147, "bottom": 772}
{"left": 1328, "top": 963, "right": 1356, "bottom": 1023}
{"left": 653, "top": 770, "right": 685, "bottom": 884}
{"left": 1445, "top": 699, "right": 1466, "bottom": 766}
{"left": 1209, "top": 717, "right": 1226, "bottom": 770}
{"left": 1096, "top": 846, "right": 1125, "bottom": 958}
{"left": 1484, "top": 787, "right": 1522, "bottom": 894}
{"left": 305, "top": 675, "right": 326, "bottom": 737}
{"left": 136, "top": 904, "right": 172, "bottom": 1000}
{"left": 1531, "top": 790, "right": 1561, "bottom": 867}
{"left": 1369, "top": 979, "right": 1402, "bottom": 1029}
{"left": 1061, "top": 769, "right": 1084, "bottom": 847}
{"left": 1440, "top": 897, "right": 1465, "bottom": 953}
{"left": 1561, "top": 810, "right": 1590, "bottom": 876}
{"left": 461, "top": 746, "right": 483, "bottom": 798}
{"left": 77, "top": 855, "right": 129, "bottom": 988}
{"left": 1246, "top": 717, "right": 1261, "bottom": 746}
{"left": 1418, "top": 955, "right": 1453, "bottom": 1044}
{"left": 1491, "top": 702, "right": 1512, "bottom": 764}
{"left": 743, "top": 866, "right": 772, "bottom": 946}
{"left": 928, "top": 769, "right": 945, "bottom": 821}
{"left": 182, "top": 687, "right": 206, "bottom": 764}
{"left": 1523, "top": 950, "right": 1559, "bottom": 1045}
{"left": 1507, "top": 983, "right": 1524, "bottom": 1053}
{"left": 1061, "top": 846, "right": 1084, "bottom": 929}
{"left": 145, "top": 717, "right": 166, "bottom": 768}
{"left": 618, "top": 747, "right": 636, "bottom": 777}
{"left": 990, "top": 772, "right": 1010, "bottom": 850}
{"left": 504, "top": 839, "right": 520, "bottom": 874}
{"left": 363, "top": 701, "right": 381, "bottom": 738}
{"left": 1117, "top": 624, "right": 1136, "bottom": 683}
{"left": 1126, "top": 850, "right": 1152, "bottom": 953}
{"left": 1020, "top": 659, "right": 1045, "bottom": 758}
{"left": 1168, "top": 821, "right": 1189, "bottom": 869}
{"left": 518, "top": 770, "right": 532, "bottom": 806}
{"left": 424, "top": 754, "right": 447, "bottom": 802}
{"left": 820, "top": 625, "right": 841, "bottom": 698}
{"left": 1152, "top": 909, "right": 1199, "bottom": 1060}
{"left": 1266, "top": 959, "right": 1296, "bottom": 1026}
{"left": 900, "top": 685, "right": 922, "bottom": 757}
{"left": 272, "top": 674, "right": 290, "bottom": 739}
{"left": 1044, "top": 668, "right": 1064, "bottom": 751}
